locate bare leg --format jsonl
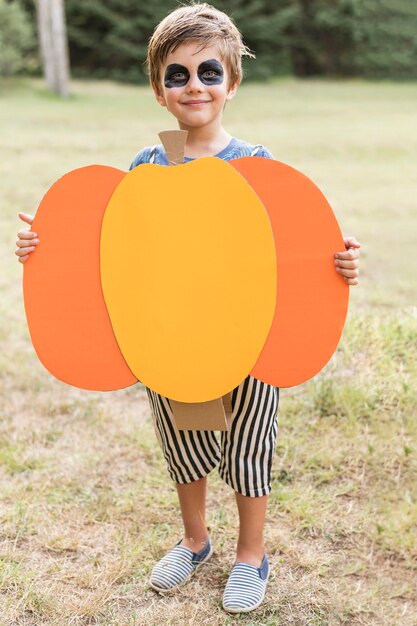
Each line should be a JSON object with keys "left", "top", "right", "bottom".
{"left": 176, "top": 477, "right": 209, "bottom": 552}
{"left": 235, "top": 492, "right": 268, "bottom": 566}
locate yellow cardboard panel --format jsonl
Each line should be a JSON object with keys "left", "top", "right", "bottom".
{"left": 100, "top": 157, "right": 276, "bottom": 402}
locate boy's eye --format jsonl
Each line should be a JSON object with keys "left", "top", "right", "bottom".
{"left": 164, "top": 64, "right": 190, "bottom": 88}
{"left": 171, "top": 72, "right": 187, "bottom": 81}
{"left": 197, "top": 60, "right": 224, "bottom": 86}
{"left": 202, "top": 70, "right": 219, "bottom": 79}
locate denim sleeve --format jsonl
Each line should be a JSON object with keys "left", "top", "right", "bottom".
{"left": 256, "top": 146, "right": 275, "bottom": 160}
{"left": 129, "top": 147, "right": 150, "bottom": 171}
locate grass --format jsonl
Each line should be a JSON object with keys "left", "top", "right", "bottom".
{"left": 0, "top": 77, "right": 416, "bottom": 625}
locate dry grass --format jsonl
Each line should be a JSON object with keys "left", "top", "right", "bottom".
{"left": 0, "top": 78, "right": 416, "bottom": 625}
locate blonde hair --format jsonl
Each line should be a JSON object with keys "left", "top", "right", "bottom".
{"left": 146, "top": 3, "right": 255, "bottom": 89}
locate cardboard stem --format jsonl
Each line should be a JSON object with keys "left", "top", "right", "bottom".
{"left": 158, "top": 130, "right": 188, "bottom": 165}
{"left": 171, "top": 393, "right": 233, "bottom": 431}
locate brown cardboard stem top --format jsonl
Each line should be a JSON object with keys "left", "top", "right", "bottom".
{"left": 158, "top": 130, "right": 188, "bottom": 165}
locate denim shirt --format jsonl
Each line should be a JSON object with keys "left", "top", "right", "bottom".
{"left": 129, "top": 136, "right": 274, "bottom": 169}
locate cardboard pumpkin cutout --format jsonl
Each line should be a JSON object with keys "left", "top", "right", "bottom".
{"left": 23, "top": 130, "right": 348, "bottom": 430}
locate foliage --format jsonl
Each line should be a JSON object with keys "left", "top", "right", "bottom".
{"left": 0, "top": 0, "right": 36, "bottom": 76}
{"left": 274, "top": 0, "right": 417, "bottom": 79}
{"left": 19, "top": 0, "right": 417, "bottom": 82}
{"left": 353, "top": 0, "right": 417, "bottom": 79}
{"left": 283, "top": 0, "right": 361, "bottom": 76}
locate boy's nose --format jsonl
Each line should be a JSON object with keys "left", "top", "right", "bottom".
{"left": 186, "top": 73, "right": 204, "bottom": 92}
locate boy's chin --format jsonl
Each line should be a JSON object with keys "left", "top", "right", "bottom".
{"left": 178, "top": 116, "right": 216, "bottom": 130}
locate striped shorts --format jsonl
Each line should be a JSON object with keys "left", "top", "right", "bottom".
{"left": 146, "top": 376, "right": 279, "bottom": 497}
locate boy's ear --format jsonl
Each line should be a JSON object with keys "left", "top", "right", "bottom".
{"left": 152, "top": 82, "right": 166, "bottom": 107}
{"left": 226, "top": 80, "right": 239, "bottom": 101}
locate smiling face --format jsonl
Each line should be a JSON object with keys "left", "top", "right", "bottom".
{"left": 153, "top": 41, "right": 238, "bottom": 132}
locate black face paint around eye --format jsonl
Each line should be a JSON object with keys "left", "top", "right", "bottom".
{"left": 164, "top": 64, "right": 190, "bottom": 88}
{"left": 197, "top": 59, "right": 224, "bottom": 85}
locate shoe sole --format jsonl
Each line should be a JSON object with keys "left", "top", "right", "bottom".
{"left": 222, "top": 568, "right": 270, "bottom": 613}
{"left": 149, "top": 546, "right": 214, "bottom": 593}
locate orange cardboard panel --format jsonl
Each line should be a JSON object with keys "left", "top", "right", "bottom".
{"left": 100, "top": 157, "right": 277, "bottom": 403}
{"left": 23, "top": 165, "right": 138, "bottom": 391}
{"left": 230, "top": 157, "right": 349, "bottom": 387}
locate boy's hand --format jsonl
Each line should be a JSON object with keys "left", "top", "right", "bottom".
{"left": 15, "top": 212, "right": 38, "bottom": 264}
{"left": 334, "top": 236, "right": 361, "bottom": 285}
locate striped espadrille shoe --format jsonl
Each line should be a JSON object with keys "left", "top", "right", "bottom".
{"left": 222, "top": 555, "right": 270, "bottom": 613}
{"left": 149, "top": 537, "right": 212, "bottom": 592}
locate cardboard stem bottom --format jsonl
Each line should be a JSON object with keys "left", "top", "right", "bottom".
{"left": 171, "top": 392, "right": 233, "bottom": 431}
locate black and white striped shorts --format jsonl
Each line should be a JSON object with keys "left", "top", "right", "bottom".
{"left": 146, "top": 376, "right": 279, "bottom": 497}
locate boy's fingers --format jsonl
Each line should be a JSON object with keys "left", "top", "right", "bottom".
{"left": 16, "top": 238, "right": 39, "bottom": 248}
{"left": 17, "top": 230, "right": 38, "bottom": 240}
{"left": 336, "top": 268, "right": 359, "bottom": 278}
{"left": 334, "top": 259, "right": 358, "bottom": 269}
{"left": 15, "top": 246, "right": 36, "bottom": 256}
{"left": 19, "top": 212, "right": 35, "bottom": 225}
{"left": 18, "top": 255, "right": 29, "bottom": 263}
{"left": 343, "top": 236, "right": 361, "bottom": 248}
{"left": 344, "top": 276, "right": 359, "bottom": 285}
{"left": 335, "top": 248, "right": 360, "bottom": 260}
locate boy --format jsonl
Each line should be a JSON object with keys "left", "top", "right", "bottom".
{"left": 16, "top": 3, "right": 360, "bottom": 614}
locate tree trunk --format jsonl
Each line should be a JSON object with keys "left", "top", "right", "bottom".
{"left": 36, "top": 0, "right": 55, "bottom": 91}
{"left": 36, "top": 0, "right": 70, "bottom": 97}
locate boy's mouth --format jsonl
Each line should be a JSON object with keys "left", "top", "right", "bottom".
{"left": 183, "top": 100, "right": 211, "bottom": 106}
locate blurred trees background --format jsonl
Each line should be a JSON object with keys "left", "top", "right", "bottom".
{"left": 0, "top": 0, "right": 35, "bottom": 76}
{"left": 2, "top": 0, "right": 417, "bottom": 81}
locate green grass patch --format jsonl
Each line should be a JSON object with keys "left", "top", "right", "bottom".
{"left": 0, "top": 77, "right": 416, "bottom": 625}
